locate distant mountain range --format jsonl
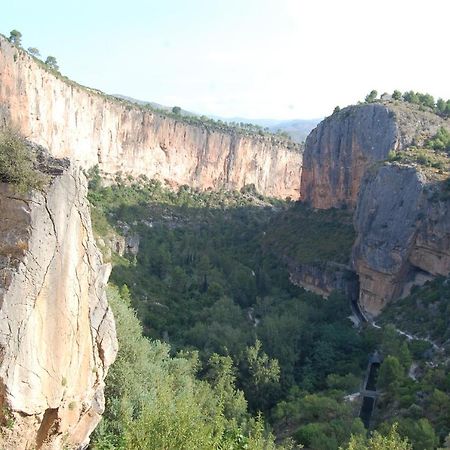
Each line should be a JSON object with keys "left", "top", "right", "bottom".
{"left": 262, "top": 118, "right": 320, "bottom": 143}
{"left": 113, "top": 94, "right": 320, "bottom": 143}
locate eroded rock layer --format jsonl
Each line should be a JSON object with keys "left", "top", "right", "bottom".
{"left": 0, "top": 161, "right": 117, "bottom": 449}
{"left": 0, "top": 37, "right": 301, "bottom": 199}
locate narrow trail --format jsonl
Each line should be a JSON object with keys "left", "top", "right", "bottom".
{"left": 372, "top": 321, "right": 444, "bottom": 352}
{"left": 350, "top": 296, "right": 444, "bottom": 352}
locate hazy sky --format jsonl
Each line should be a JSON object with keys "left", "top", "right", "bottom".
{"left": 2, "top": 0, "right": 449, "bottom": 119}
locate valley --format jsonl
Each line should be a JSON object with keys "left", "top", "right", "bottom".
{"left": 0, "top": 25, "right": 449, "bottom": 450}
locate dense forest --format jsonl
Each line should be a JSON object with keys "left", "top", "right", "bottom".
{"left": 87, "top": 171, "right": 450, "bottom": 450}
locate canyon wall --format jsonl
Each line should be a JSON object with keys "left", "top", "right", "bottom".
{"left": 353, "top": 164, "right": 450, "bottom": 318}
{"left": 300, "top": 104, "right": 398, "bottom": 209}
{"left": 301, "top": 103, "right": 448, "bottom": 209}
{"left": 0, "top": 36, "right": 301, "bottom": 199}
{"left": 298, "top": 102, "right": 450, "bottom": 317}
{"left": 0, "top": 158, "right": 117, "bottom": 449}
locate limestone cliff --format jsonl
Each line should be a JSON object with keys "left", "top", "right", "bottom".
{"left": 301, "top": 103, "right": 448, "bottom": 209}
{"left": 298, "top": 102, "right": 450, "bottom": 317}
{"left": 0, "top": 157, "right": 117, "bottom": 449}
{"left": 352, "top": 164, "right": 450, "bottom": 318}
{"left": 0, "top": 36, "right": 301, "bottom": 199}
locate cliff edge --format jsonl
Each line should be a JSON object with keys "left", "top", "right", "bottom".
{"left": 0, "top": 155, "right": 117, "bottom": 449}
{"left": 0, "top": 36, "right": 301, "bottom": 199}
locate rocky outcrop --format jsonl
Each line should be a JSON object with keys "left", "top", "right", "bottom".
{"left": 299, "top": 102, "right": 450, "bottom": 317}
{"left": 301, "top": 104, "right": 398, "bottom": 209}
{"left": 288, "top": 261, "right": 358, "bottom": 301}
{"left": 0, "top": 159, "right": 117, "bottom": 449}
{"left": 0, "top": 37, "right": 301, "bottom": 199}
{"left": 301, "top": 103, "right": 449, "bottom": 209}
{"left": 352, "top": 164, "right": 450, "bottom": 318}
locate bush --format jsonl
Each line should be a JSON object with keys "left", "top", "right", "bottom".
{"left": 0, "top": 128, "right": 47, "bottom": 192}
{"left": 343, "top": 423, "right": 412, "bottom": 450}
{"left": 427, "top": 127, "right": 450, "bottom": 152}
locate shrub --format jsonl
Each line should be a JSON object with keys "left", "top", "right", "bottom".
{"left": 0, "top": 128, "right": 47, "bottom": 192}
{"left": 365, "top": 90, "right": 378, "bottom": 103}
{"left": 427, "top": 127, "right": 450, "bottom": 152}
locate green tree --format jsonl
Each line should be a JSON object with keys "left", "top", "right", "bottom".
{"left": 381, "top": 324, "right": 402, "bottom": 357}
{"left": 427, "top": 127, "right": 450, "bottom": 151}
{"left": 27, "top": 47, "right": 41, "bottom": 57}
{"left": 245, "top": 339, "right": 280, "bottom": 388}
{"left": 365, "top": 90, "right": 378, "bottom": 103}
{"left": 417, "top": 93, "right": 435, "bottom": 109}
{"left": 378, "top": 356, "right": 404, "bottom": 392}
{"left": 403, "top": 91, "right": 420, "bottom": 104}
{"left": 172, "top": 106, "right": 181, "bottom": 115}
{"left": 392, "top": 90, "right": 402, "bottom": 101}
{"left": 343, "top": 424, "right": 412, "bottom": 450}
{"left": 205, "top": 354, "right": 248, "bottom": 421}
{"left": 242, "top": 339, "right": 281, "bottom": 411}
{"left": 397, "top": 418, "right": 438, "bottom": 450}
{"left": 436, "top": 98, "right": 446, "bottom": 115}
{"left": 397, "top": 341, "right": 412, "bottom": 372}
{"left": 8, "top": 30, "right": 22, "bottom": 46}
{"left": 45, "top": 56, "right": 59, "bottom": 70}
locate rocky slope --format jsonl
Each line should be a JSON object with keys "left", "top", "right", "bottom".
{"left": 0, "top": 156, "right": 117, "bottom": 449}
{"left": 301, "top": 103, "right": 448, "bottom": 209}
{"left": 0, "top": 36, "right": 301, "bottom": 199}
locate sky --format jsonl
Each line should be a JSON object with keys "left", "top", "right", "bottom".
{"left": 2, "top": 0, "right": 450, "bottom": 120}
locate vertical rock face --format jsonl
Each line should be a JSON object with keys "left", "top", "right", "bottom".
{"left": 0, "top": 162, "right": 117, "bottom": 449}
{"left": 299, "top": 101, "right": 450, "bottom": 317}
{"left": 0, "top": 36, "right": 301, "bottom": 199}
{"left": 300, "top": 102, "right": 449, "bottom": 210}
{"left": 352, "top": 164, "right": 450, "bottom": 318}
{"left": 300, "top": 104, "right": 399, "bottom": 209}
{"left": 352, "top": 165, "right": 426, "bottom": 317}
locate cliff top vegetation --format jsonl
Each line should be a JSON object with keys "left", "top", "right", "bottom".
{"left": 363, "top": 89, "right": 450, "bottom": 117}
{"left": 0, "top": 127, "right": 47, "bottom": 192}
{"left": 387, "top": 126, "right": 450, "bottom": 180}
{"left": 1, "top": 31, "right": 300, "bottom": 149}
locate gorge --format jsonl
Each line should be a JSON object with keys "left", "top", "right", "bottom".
{"left": 0, "top": 31, "right": 450, "bottom": 449}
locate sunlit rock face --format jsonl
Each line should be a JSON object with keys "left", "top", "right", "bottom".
{"left": 301, "top": 102, "right": 448, "bottom": 209}
{"left": 300, "top": 104, "right": 398, "bottom": 209}
{"left": 0, "top": 161, "right": 117, "bottom": 449}
{"left": 0, "top": 36, "right": 302, "bottom": 200}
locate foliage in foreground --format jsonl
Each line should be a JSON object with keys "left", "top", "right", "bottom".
{"left": 342, "top": 424, "right": 412, "bottom": 450}
{"left": 0, "top": 128, "right": 47, "bottom": 192}
{"left": 91, "top": 285, "right": 289, "bottom": 450}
